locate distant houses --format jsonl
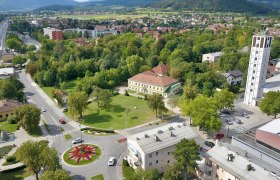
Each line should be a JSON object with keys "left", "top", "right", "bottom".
{"left": 43, "top": 27, "right": 63, "bottom": 40}
{"left": 0, "top": 99, "right": 23, "bottom": 120}
{"left": 0, "top": 67, "right": 16, "bottom": 79}
{"left": 128, "top": 64, "right": 181, "bottom": 98}
{"left": 202, "top": 52, "right": 222, "bottom": 63}
{"left": 223, "top": 70, "right": 243, "bottom": 85}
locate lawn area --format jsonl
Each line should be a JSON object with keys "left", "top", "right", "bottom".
{"left": 0, "top": 167, "right": 33, "bottom": 180}
{"left": 91, "top": 174, "right": 104, "bottom": 180}
{"left": 64, "top": 134, "right": 72, "bottom": 140}
{"left": 80, "top": 95, "right": 161, "bottom": 129}
{"left": 41, "top": 79, "right": 79, "bottom": 98}
{"left": 0, "top": 121, "right": 18, "bottom": 133}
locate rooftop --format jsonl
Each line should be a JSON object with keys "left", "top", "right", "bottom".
{"left": 0, "top": 99, "right": 23, "bottom": 113}
{"left": 0, "top": 68, "right": 15, "bottom": 76}
{"left": 128, "top": 122, "right": 197, "bottom": 154}
{"left": 129, "top": 64, "right": 178, "bottom": 87}
{"left": 206, "top": 145, "right": 275, "bottom": 180}
{"left": 224, "top": 70, "right": 243, "bottom": 78}
{"left": 263, "top": 73, "right": 280, "bottom": 93}
{"left": 257, "top": 118, "right": 280, "bottom": 135}
{"left": 203, "top": 52, "right": 222, "bottom": 57}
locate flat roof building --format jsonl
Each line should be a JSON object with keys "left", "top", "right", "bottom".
{"left": 202, "top": 52, "right": 222, "bottom": 63}
{"left": 0, "top": 67, "right": 15, "bottom": 79}
{"left": 127, "top": 122, "right": 197, "bottom": 173}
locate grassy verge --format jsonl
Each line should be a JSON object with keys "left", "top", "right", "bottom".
{"left": 122, "top": 160, "right": 136, "bottom": 179}
{"left": 0, "top": 167, "right": 33, "bottom": 180}
{"left": 64, "top": 134, "right": 72, "bottom": 140}
{"left": 0, "top": 145, "right": 16, "bottom": 158}
{"left": 0, "top": 121, "right": 19, "bottom": 133}
{"left": 74, "top": 95, "right": 163, "bottom": 129}
{"left": 91, "top": 174, "right": 104, "bottom": 180}
{"left": 63, "top": 144, "right": 101, "bottom": 166}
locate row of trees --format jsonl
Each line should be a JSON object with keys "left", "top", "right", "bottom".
{"left": 0, "top": 77, "right": 25, "bottom": 102}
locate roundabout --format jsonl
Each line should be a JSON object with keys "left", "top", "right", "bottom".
{"left": 63, "top": 144, "right": 101, "bottom": 166}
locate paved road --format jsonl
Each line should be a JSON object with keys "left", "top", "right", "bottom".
{"left": 0, "top": 20, "right": 9, "bottom": 51}
{"left": 19, "top": 70, "right": 126, "bottom": 180}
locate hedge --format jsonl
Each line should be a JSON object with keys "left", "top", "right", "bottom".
{"left": 1, "top": 164, "right": 26, "bottom": 173}
{"left": 81, "top": 127, "right": 114, "bottom": 133}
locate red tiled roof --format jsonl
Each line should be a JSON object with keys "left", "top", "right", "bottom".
{"left": 129, "top": 64, "right": 177, "bottom": 87}
{"left": 0, "top": 99, "right": 23, "bottom": 113}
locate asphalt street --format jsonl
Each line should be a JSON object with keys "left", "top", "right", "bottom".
{"left": 19, "top": 70, "right": 127, "bottom": 180}
{"left": 0, "top": 20, "right": 8, "bottom": 51}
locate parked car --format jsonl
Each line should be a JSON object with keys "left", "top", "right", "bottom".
{"left": 72, "top": 138, "right": 84, "bottom": 144}
{"left": 242, "top": 112, "right": 249, "bottom": 118}
{"left": 41, "top": 107, "right": 46, "bottom": 112}
{"left": 204, "top": 141, "right": 215, "bottom": 148}
{"left": 226, "top": 119, "right": 233, "bottom": 125}
{"left": 59, "top": 118, "right": 66, "bottom": 124}
{"left": 235, "top": 118, "right": 242, "bottom": 124}
{"left": 108, "top": 157, "right": 115, "bottom": 166}
{"left": 62, "top": 108, "right": 68, "bottom": 112}
{"left": 215, "top": 133, "right": 224, "bottom": 140}
{"left": 221, "top": 109, "right": 231, "bottom": 114}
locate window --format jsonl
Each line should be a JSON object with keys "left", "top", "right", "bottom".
{"left": 254, "top": 64, "right": 256, "bottom": 67}
{"left": 156, "top": 152, "right": 158, "bottom": 156}
{"left": 253, "top": 70, "right": 255, "bottom": 73}
{"left": 256, "top": 51, "right": 258, "bottom": 54}
{"left": 255, "top": 57, "right": 257, "bottom": 60}
{"left": 251, "top": 83, "right": 254, "bottom": 85}
{"left": 6, "top": 114, "right": 8, "bottom": 117}
{"left": 250, "top": 89, "right": 253, "bottom": 92}
{"left": 149, "top": 162, "right": 152, "bottom": 166}
{"left": 168, "top": 152, "right": 170, "bottom": 155}
{"left": 149, "top": 154, "right": 152, "bottom": 158}
{"left": 252, "top": 77, "right": 255, "bottom": 80}
{"left": 167, "top": 160, "right": 170, "bottom": 163}
{"left": 156, "top": 160, "right": 158, "bottom": 164}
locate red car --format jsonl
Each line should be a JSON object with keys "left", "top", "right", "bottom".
{"left": 215, "top": 133, "right": 224, "bottom": 140}
{"left": 59, "top": 118, "right": 66, "bottom": 124}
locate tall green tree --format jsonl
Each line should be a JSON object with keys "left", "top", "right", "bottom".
{"left": 173, "top": 139, "right": 200, "bottom": 180}
{"left": 12, "top": 56, "right": 27, "bottom": 66}
{"left": 126, "top": 55, "right": 145, "bottom": 76}
{"left": 16, "top": 140, "right": 60, "bottom": 180}
{"left": 213, "top": 89, "right": 236, "bottom": 111}
{"left": 68, "top": 92, "right": 88, "bottom": 119}
{"left": 41, "top": 169, "right": 70, "bottom": 180}
{"left": 15, "top": 104, "right": 40, "bottom": 133}
{"left": 92, "top": 87, "right": 112, "bottom": 108}
{"left": 260, "top": 91, "right": 280, "bottom": 119}
{"left": 147, "top": 94, "right": 167, "bottom": 117}
{"left": 163, "top": 164, "right": 180, "bottom": 180}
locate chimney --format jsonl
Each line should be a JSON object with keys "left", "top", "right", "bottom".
{"left": 144, "top": 134, "right": 149, "bottom": 138}
{"left": 169, "top": 131, "right": 175, "bottom": 137}
{"left": 154, "top": 135, "right": 159, "bottom": 141}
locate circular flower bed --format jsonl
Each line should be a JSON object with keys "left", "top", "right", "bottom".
{"left": 63, "top": 144, "right": 101, "bottom": 165}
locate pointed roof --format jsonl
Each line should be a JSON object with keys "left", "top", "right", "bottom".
{"left": 0, "top": 99, "right": 23, "bottom": 113}
{"left": 151, "top": 64, "right": 169, "bottom": 76}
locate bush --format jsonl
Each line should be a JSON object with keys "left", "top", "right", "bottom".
{"left": 144, "top": 94, "right": 148, "bottom": 100}
{"left": 81, "top": 127, "right": 114, "bottom": 133}
{"left": 6, "top": 155, "right": 16, "bottom": 162}
{"left": 1, "top": 165, "right": 26, "bottom": 173}
{"left": 124, "top": 91, "right": 129, "bottom": 96}
{"left": 112, "top": 91, "right": 119, "bottom": 96}
{"left": 8, "top": 116, "right": 16, "bottom": 124}
{"left": 0, "top": 145, "right": 16, "bottom": 158}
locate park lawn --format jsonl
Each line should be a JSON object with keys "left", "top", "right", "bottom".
{"left": 64, "top": 134, "right": 72, "bottom": 140}
{"left": 0, "top": 121, "right": 18, "bottom": 133}
{"left": 0, "top": 167, "right": 33, "bottom": 180}
{"left": 41, "top": 79, "right": 80, "bottom": 98}
{"left": 91, "top": 174, "right": 104, "bottom": 180}
{"left": 81, "top": 95, "right": 160, "bottom": 130}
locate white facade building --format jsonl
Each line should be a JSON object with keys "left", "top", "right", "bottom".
{"left": 202, "top": 52, "right": 222, "bottom": 63}
{"left": 244, "top": 34, "right": 273, "bottom": 106}
{"left": 126, "top": 122, "right": 197, "bottom": 173}
{"left": 223, "top": 70, "right": 243, "bottom": 85}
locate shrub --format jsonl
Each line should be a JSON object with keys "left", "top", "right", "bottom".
{"left": 144, "top": 94, "right": 148, "bottom": 100}
{"left": 81, "top": 127, "right": 114, "bottom": 133}
{"left": 8, "top": 116, "right": 16, "bottom": 124}
{"left": 6, "top": 155, "right": 16, "bottom": 162}
{"left": 112, "top": 91, "right": 119, "bottom": 96}
{"left": 0, "top": 145, "right": 16, "bottom": 158}
{"left": 124, "top": 91, "right": 129, "bottom": 96}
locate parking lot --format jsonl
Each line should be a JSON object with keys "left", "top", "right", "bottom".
{"left": 220, "top": 98, "right": 273, "bottom": 137}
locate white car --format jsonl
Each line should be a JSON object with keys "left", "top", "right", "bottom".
{"left": 41, "top": 107, "right": 46, "bottom": 112}
{"left": 108, "top": 157, "right": 115, "bottom": 166}
{"left": 72, "top": 138, "right": 84, "bottom": 144}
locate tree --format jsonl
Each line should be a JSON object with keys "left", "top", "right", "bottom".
{"left": 126, "top": 55, "right": 145, "bottom": 76}
{"left": 147, "top": 94, "right": 167, "bottom": 117}
{"left": 12, "top": 56, "right": 27, "bottom": 66}
{"left": 163, "top": 164, "right": 180, "bottom": 180}
{"left": 173, "top": 139, "right": 200, "bottom": 180}
{"left": 68, "top": 92, "right": 88, "bottom": 119}
{"left": 15, "top": 104, "right": 40, "bottom": 133}
{"left": 213, "top": 89, "right": 236, "bottom": 111}
{"left": 260, "top": 91, "right": 280, "bottom": 119}
{"left": 99, "top": 89, "right": 112, "bottom": 109}
{"left": 135, "top": 168, "right": 160, "bottom": 180}
{"left": 16, "top": 140, "right": 60, "bottom": 180}
{"left": 41, "top": 169, "right": 70, "bottom": 180}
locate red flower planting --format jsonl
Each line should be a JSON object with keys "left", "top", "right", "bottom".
{"left": 68, "top": 144, "right": 97, "bottom": 163}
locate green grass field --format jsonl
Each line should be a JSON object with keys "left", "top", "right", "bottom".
{"left": 91, "top": 174, "right": 104, "bottom": 180}
{"left": 42, "top": 79, "right": 79, "bottom": 98}
{"left": 79, "top": 95, "right": 159, "bottom": 130}
{"left": 0, "top": 167, "right": 33, "bottom": 180}
{"left": 0, "top": 121, "right": 18, "bottom": 133}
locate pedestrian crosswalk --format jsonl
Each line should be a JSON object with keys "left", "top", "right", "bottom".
{"left": 50, "top": 128, "right": 80, "bottom": 138}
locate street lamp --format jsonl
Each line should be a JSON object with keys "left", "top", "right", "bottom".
{"left": 79, "top": 123, "right": 82, "bottom": 141}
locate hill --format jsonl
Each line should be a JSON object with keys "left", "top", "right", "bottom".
{"left": 147, "top": 0, "right": 272, "bottom": 14}
{"left": 249, "top": 0, "right": 280, "bottom": 9}
{"left": 0, "top": 0, "right": 78, "bottom": 10}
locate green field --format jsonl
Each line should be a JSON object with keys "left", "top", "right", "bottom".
{"left": 91, "top": 174, "right": 104, "bottom": 180}
{"left": 41, "top": 79, "right": 79, "bottom": 98}
{"left": 0, "top": 121, "right": 18, "bottom": 133}
{"left": 76, "top": 95, "right": 161, "bottom": 130}
{"left": 0, "top": 167, "right": 33, "bottom": 180}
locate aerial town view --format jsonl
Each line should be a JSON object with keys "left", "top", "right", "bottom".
{"left": 0, "top": 0, "right": 280, "bottom": 179}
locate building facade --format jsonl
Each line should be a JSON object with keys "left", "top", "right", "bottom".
{"left": 223, "top": 70, "right": 243, "bottom": 85}
{"left": 43, "top": 27, "right": 63, "bottom": 40}
{"left": 244, "top": 33, "right": 273, "bottom": 106}
{"left": 0, "top": 67, "right": 16, "bottom": 79}
{"left": 202, "top": 52, "right": 222, "bottom": 63}
{"left": 128, "top": 64, "right": 181, "bottom": 98}
{"left": 127, "top": 122, "right": 197, "bottom": 173}
{"left": 0, "top": 99, "right": 23, "bottom": 119}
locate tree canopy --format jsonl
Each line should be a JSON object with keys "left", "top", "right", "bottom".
{"left": 260, "top": 91, "right": 280, "bottom": 119}
{"left": 68, "top": 92, "right": 88, "bottom": 119}
{"left": 147, "top": 94, "right": 168, "bottom": 117}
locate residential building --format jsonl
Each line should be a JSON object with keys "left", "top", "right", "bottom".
{"left": 199, "top": 145, "right": 275, "bottom": 180}
{"left": 0, "top": 52, "right": 14, "bottom": 65}
{"left": 128, "top": 64, "right": 181, "bottom": 98}
{"left": 127, "top": 122, "right": 197, "bottom": 173}
{"left": 244, "top": 33, "right": 273, "bottom": 106}
{"left": 63, "top": 28, "right": 87, "bottom": 38}
{"left": 43, "top": 27, "right": 63, "bottom": 40}
{"left": 0, "top": 99, "right": 23, "bottom": 119}
{"left": 0, "top": 68, "right": 16, "bottom": 79}
{"left": 262, "top": 73, "right": 280, "bottom": 94}
{"left": 223, "top": 70, "right": 243, "bottom": 85}
{"left": 202, "top": 52, "right": 222, "bottom": 63}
